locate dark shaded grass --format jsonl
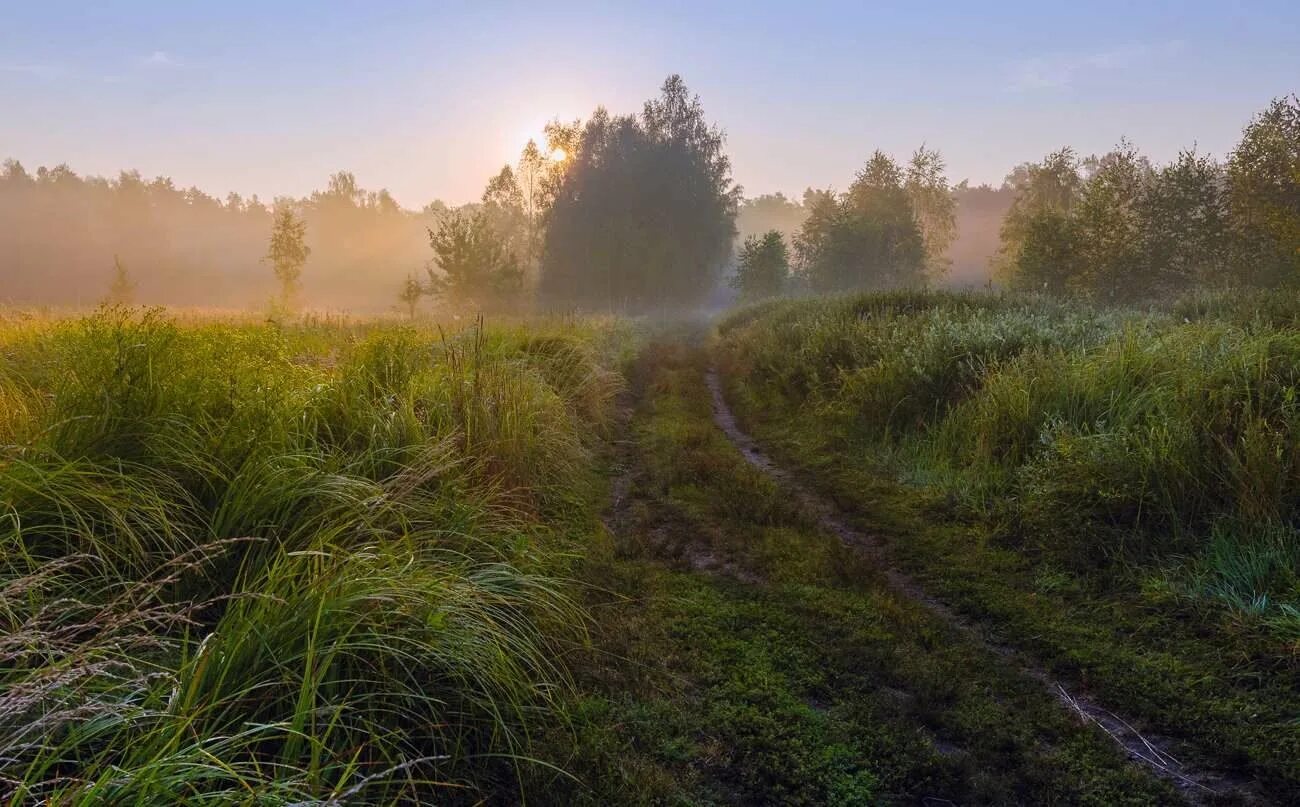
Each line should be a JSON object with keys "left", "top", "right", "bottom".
{"left": 525, "top": 338, "right": 1177, "bottom": 805}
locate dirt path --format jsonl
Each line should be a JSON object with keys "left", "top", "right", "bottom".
{"left": 704, "top": 368, "right": 1264, "bottom": 805}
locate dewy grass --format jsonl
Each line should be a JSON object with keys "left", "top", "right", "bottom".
{"left": 528, "top": 337, "right": 1177, "bottom": 804}
{"left": 0, "top": 307, "right": 626, "bottom": 803}
{"left": 719, "top": 290, "right": 1300, "bottom": 627}
{"left": 717, "top": 289, "right": 1300, "bottom": 790}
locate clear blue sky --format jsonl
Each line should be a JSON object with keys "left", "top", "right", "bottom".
{"left": 3, "top": 1, "right": 1297, "bottom": 207}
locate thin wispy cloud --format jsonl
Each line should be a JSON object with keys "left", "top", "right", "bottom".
{"left": 142, "top": 50, "right": 181, "bottom": 68}
{"left": 1009, "top": 41, "right": 1184, "bottom": 91}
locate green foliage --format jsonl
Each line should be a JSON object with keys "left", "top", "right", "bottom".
{"left": 1071, "top": 140, "right": 1153, "bottom": 299}
{"left": 796, "top": 151, "right": 928, "bottom": 292}
{"left": 1227, "top": 94, "right": 1300, "bottom": 287}
{"left": 905, "top": 145, "right": 957, "bottom": 279}
{"left": 540, "top": 75, "right": 740, "bottom": 312}
{"left": 730, "top": 229, "right": 790, "bottom": 302}
{"left": 265, "top": 204, "right": 311, "bottom": 309}
{"left": 996, "top": 147, "right": 1082, "bottom": 284}
{"left": 425, "top": 210, "right": 522, "bottom": 310}
{"left": 999, "top": 96, "right": 1300, "bottom": 300}
{"left": 1139, "top": 149, "right": 1232, "bottom": 288}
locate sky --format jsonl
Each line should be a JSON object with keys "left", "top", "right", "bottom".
{"left": 2, "top": 1, "right": 1297, "bottom": 208}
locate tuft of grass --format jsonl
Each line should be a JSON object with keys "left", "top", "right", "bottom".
{"left": 0, "top": 307, "right": 628, "bottom": 803}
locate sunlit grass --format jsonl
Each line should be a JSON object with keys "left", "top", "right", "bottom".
{"left": 0, "top": 306, "right": 627, "bottom": 802}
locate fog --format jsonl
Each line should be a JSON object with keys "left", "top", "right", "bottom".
{"left": 0, "top": 163, "right": 443, "bottom": 312}
{"left": 2, "top": 153, "right": 1013, "bottom": 313}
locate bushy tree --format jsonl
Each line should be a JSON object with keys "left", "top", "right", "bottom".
{"left": 425, "top": 211, "right": 521, "bottom": 309}
{"left": 1014, "top": 210, "right": 1080, "bottom": 295}
{"left": 1139, "top": 149, "right": 1231, "bottom": 290}
{"left": 481, "top": 165, "right": 527, "bottom": 260}
{"left": 1072, "top": 140, "right": 1153, "bottom": 299}
{"left": 1227, "top": 95, "right": 1300, "bottom": 287}
{"left": 265, "top": 204, "right": 310, "bottom": 309}
{"left": 1002, "top": 142, "right": 1156, "bottom": 299}
{"left": 996, "top": 148, "right": 1082, "bottom": 286}
{"left": 540, "top": 75, "right": 739, "bottom": 312}
{"left": 905, "top": 146, "right": 957, "bottom": 279}
{"left": 795, "top": 151, "right": 926, "bottom": 292}
{"left": 736, "top": 193, "right": 809, "bottom": 245}
{"left": 730, "top": 230, "right": 790, "bottom": 302}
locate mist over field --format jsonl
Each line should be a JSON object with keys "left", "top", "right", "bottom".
{"left": 2, "top": 3, "right": 1298, "bottom": 804}
{"left": 0, "top": 153, "right": 1013, "bottom": 310}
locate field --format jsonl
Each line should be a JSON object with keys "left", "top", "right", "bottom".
{"left": 3, "top": 295, "right": 1299, "bottom": 803}
{"left": 717, "top": 290, "right": 1300, "bottom": 795}
{"left": 0, "top": 308, "right": 627, "bottom": 803}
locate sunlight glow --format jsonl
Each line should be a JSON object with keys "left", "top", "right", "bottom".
{"left": 550, "top": 147, "right": 568, "bottom": 162}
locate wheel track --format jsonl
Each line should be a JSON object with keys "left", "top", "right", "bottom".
{"left": 704, "top": 367, "right": 1266, "bottom": 806}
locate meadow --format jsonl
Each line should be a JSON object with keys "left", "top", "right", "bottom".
{"left": 4, "top": 294, "right": 1300, "bottom": 803}
{"left": 717, "top": 290, "right": 1300, "bottom": 791}
{"left": 0, "top": 307, "right": 627, "bottom": 803}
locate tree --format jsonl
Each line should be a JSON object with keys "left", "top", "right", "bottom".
{"left": 905, "top": 146, "right": 957, "bottom": 279}
{"left": 1072, "top": 140, "right": 1153, "bottom": 300}
{"left": 481, "top": 165, "right": 527, "bottom": 261}
{"left": 736, "top": 193, "right": 809, "bottom": 245}
{"left": 1138, "top": 149, "right": 1230, "bottom": 291}
{"left": 795, "top": 151, "right": 926, "bottom": 292}
{"left": 1012, "top": 210, "right": 1080, "bottom": 294}
{"left": 1227, "top": 95, "right": 1300, "bottom": 287}
{"left": 540, "top": 75, "right": 739, "bottom": 312}
{"left": 425, "top": 211, "right": 521, "bottom": 309}
{"left": 398, "top": 272, "right": 423, "bottom": 318}
{"left": 731, "top": 231, "right": 790, "bottom": 302}
{"left": 105, "top": 254, "right": 136, "bottom": 305}
{"left": 265, "top": 204, "right": 310, "bottom": 309}
{"left": 516, "top": 139, "right": 549, "bottom": 268}
{"left": 995, "top": 148, "right": 1082, "bottom": 284}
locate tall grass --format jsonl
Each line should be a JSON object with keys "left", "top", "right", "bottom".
{"left": 720, "top": 290, "right": 1300, "bottom": 636}
{"left": 0, "top": 307, "right": 625, "bottom": 802}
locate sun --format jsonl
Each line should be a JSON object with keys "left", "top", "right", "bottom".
{"left": 550, "top": 147, "right": 568, "bottom": 162}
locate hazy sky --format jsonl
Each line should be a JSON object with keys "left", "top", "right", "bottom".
{"left": 3, "top": 1, "right": 1297, "bottom": 207}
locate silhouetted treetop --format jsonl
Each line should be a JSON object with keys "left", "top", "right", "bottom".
{"left": 539, "top": 75, "right": 740, "bottom": 312}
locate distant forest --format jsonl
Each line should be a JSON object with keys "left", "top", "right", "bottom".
{"left": 2, "top": 78, "right": 1295, "bottom": 312}
{"left": 0, "top": 155, "right": 1010, "bottom": 312}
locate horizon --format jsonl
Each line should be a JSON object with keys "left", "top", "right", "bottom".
{"left": 4, "top": 1, "right": 1298, "bottom": 208}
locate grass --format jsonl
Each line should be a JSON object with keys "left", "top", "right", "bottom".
{"left": 0, "top": 306, "right": 626, "bottom": 803}
{"left": 524, "top": 337, "right": 1178, "bottom": 805}
{"left": 7, "top": 295, "right": 1296, "bottom": 801}
{"left": 717, "top": 289, "right": 1300, "bottom": 792}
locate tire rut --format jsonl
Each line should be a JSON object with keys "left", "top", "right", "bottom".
{"left": 704, "top": 367, "right": 1266, "bottom": 806}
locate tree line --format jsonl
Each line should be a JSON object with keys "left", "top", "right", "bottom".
{"left": 0, "top": 161, "right": 443, "bottom": 310}
{"left": 3, "top": 82, "right": 1297, "bottom": 313}
{"left": 995, "top": 96, "right": 1300, "bottom": 301}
